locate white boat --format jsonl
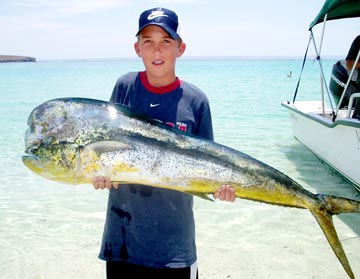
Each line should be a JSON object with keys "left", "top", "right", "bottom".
{"left": 281, "top": 0, "right": 360, "bottom": 191}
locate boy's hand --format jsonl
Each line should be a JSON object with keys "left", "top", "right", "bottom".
{"left": 93, "top": 177, "right": 120, "bottom": 190}
{"left": 213, "top": 184, "right": 236, "bottom": 202}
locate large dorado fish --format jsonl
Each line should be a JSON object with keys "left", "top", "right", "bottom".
{"left": 22, "top": 97, "right": 359, "bottom": 278}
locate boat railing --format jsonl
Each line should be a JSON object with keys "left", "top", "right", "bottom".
{"left": 307, "top": 15, "right": 360, "bottom": 122}
{"left": 345, "top": 92, "right": 360, "bottom": 119}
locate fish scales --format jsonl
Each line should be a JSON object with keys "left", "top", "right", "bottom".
{"left": 22, "top": 98, "right": 360, "bottom": 279}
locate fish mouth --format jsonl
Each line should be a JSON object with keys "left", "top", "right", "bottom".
{"left": 22, "top": 154, "right": 40, "bottom": 161}
{"left": 22, "top": 153, "right": 77, "bottom": 184}
{"left": 22, "top": 154, "right": 43, "bottom": 174}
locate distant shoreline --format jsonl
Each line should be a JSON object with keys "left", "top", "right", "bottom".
{"left": 0, "top": 55, "right": 36, "bottom": 63}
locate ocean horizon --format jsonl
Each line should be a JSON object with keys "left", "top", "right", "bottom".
{"left": 29, "top": 55, "right": 344, "bottom": 62}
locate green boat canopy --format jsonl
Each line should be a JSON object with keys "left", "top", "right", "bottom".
{"left": 309, "top": 0, "right": 360, "bottom": 29}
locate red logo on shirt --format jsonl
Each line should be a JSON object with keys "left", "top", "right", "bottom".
{"left": 165, "top": 121, "right": 187, "bottom": 132}
{"left": 166, "top": 122, "right": 175, "bottom": 128}
{"left": 176, "top": 122, "right": 187, "bottom": 132}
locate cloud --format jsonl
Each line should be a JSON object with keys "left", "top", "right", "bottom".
{"left": 0, "top": 14, "right": 67, "bottom": 33}
{"left": 155, "top": 0, "right": 205, "bottom": 3}
{"left": 12, "top": 0, "right": 130, "bottom": 14}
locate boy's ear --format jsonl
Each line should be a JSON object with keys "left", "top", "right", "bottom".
{"left": 177, "top": 42, "right": 186, "bottom": 57}
{"left": 134, "top": 42, "right": 141, "bottom": 57}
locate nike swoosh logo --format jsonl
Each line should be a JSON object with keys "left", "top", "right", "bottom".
{"left": 148, "top": 11, "right": 168, "bottom": 20}
{"left": 150, "top": 103, "right": 160, "bottom": 107}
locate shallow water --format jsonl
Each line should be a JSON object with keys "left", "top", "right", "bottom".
{"left": 0, "top": 58, "right": 359, "bottom": 278}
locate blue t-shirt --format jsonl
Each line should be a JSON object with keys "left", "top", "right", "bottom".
{"left": 99, "top": 71, "right": 213, "bottom": 268}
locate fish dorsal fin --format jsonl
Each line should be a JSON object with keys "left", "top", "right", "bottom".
{"left": 85, "top": 141, "right": 131, "bottom": 155}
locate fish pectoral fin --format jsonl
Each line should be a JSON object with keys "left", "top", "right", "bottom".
{"left": 310, "top": 209, "right": 354, "bottom": 279}
{"left": 85, "top": 141, "right": 131, "bottom": 155}
{"left": 188, "top": 192, "right": 215, "bottom": 202}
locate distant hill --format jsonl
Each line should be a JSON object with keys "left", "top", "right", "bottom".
{"left": 0, "top": 55, "right": 36, "bottom": 62}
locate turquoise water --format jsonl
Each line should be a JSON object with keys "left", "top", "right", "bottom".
{"left": 1, "top": 58, "right": 347, "bottom": 193}
{"left": 1, "top": 58, "right": 344, "bottom": 183}
{"left": 1, "top": 58, "right": 359, "bottom": 278}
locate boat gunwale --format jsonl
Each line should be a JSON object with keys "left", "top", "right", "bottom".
{"left": 281, "top": 101, "right": 360, "bottom": 129}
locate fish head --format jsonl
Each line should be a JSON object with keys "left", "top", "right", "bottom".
{"left": 22, "top": 99, "right": 90, "bottom": 184}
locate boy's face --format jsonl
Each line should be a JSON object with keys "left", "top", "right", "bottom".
{"left": 134, "top": 25, "right": 186, "bottom": 86}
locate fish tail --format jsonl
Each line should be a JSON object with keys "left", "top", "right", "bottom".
{"left": 310, "top": 194, "right": 360, "bottom": 279}
{"left": 320, "top": 194, "right": 360, "bottom": 215}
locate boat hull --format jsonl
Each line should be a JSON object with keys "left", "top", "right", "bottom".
{"left": 282, "top": 100, "right": 360, "bottom": 191}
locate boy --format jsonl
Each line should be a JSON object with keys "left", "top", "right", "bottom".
{"left": 93, "top": 7, "right": 235, "bottom": 279}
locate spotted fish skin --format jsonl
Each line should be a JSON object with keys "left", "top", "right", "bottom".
{"left": 22, "top": 98, "right": 360, "bottom": 278}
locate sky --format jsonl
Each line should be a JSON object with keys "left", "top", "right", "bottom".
{"left": 0, "top": 0, "right": 359, "bottom": 60}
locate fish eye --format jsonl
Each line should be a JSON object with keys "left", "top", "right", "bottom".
{"left": 32, "top": 136, "right": 55, "bottom": 150}
{"left": 36, "top": 135, "right": 47, "bottom": 142}
{"left": 35, "top": 135, "right": 51, "bottom": 147}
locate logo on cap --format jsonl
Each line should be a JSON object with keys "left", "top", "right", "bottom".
{"left": 136, "top": 7, "right": 182, "bottom": 40}
{"left": 147, "top": 11, "right": 168, "bottom": 20}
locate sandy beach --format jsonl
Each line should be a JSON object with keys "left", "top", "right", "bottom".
{"left": 1, "top": 182, "right": 359, "bottom": 279}
{"left": 196, "top": 198, "right": 360, "bottom": 279}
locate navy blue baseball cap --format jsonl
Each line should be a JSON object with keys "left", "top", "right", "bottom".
{"left": 136, "top": 7, "right": 182, "bottom": 40}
